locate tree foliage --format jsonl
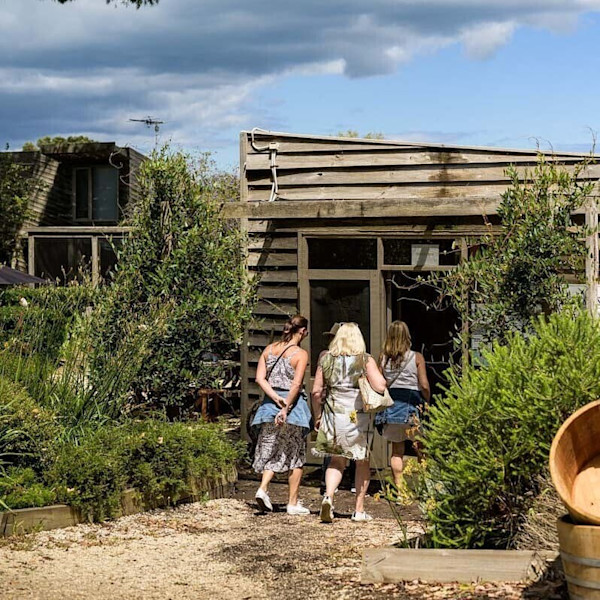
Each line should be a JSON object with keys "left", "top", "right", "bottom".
{"left": 437, "top": 155, "right": 593, "bottom": 345}
{"left": 22, "top": 135, "right": 96, "bottom": 151}
{"left": 0, "top": 153, "right": 36, "bottom": 265}
{"left": 336, "top": 130, "right": 385, "bottom": 139}
{"left": 89, "top": 148, "right": 255, "bottom": 411}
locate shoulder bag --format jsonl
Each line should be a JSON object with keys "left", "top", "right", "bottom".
{"left": 358, "top": 354, "right": 394, "bottom": 413}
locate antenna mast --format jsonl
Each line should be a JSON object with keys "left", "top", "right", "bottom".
{"left": 129, "top": 116, "right": 165, "bottom": 146}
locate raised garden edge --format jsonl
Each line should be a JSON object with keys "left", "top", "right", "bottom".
{"left": 361, "top": 547, "right": 560, "bottom": 584}
{"left": 0, "top": 466, "right": 238, "bottom": 537}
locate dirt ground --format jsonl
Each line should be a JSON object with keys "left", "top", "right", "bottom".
{"left": 0, "top": 480, "right": 567, "bottom": 600}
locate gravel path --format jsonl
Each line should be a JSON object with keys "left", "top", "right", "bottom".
{"left": 0, "top": 481, "right": 566, "bottom": 600}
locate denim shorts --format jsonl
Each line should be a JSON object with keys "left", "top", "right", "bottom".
{"left": 375, "top": 387, "right": 422, "bottom": 432}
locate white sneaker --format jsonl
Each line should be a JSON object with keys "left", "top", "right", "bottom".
{"left": 255, "top": 488, "right": 273, "bottom": 512}
{"left": 351, "top": 511, "right": 373, "bottom": 522}
{"left": 286, "top": 501, "right": 310, "bottom": 516}
{"left": 320, "top": 495, "right": 334, "bottom": 523}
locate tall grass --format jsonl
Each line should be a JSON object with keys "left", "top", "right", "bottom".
{"left": 0, "top": 285, "right": 167, "bottom": 443}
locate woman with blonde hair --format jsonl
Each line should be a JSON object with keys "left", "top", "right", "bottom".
{"left": 311, "top": 322, "right": 387, "bottom": 522}
{"left": 252, "top": 315, "right": 312, "bottom": 515}
{"left": 376, "top": 320, "right": 430, "bottom": 489}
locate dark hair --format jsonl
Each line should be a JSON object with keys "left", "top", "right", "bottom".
{"left": 281, "top": 314, "right": 308, "bottom": 343}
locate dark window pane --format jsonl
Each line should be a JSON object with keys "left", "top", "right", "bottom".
{"left": 92, "top": 166, "right": 119, "bottom": 221}
{"left": 34, "top": 238, "right": 92, "bottom": 283}
{"left": 308, "top": 238, "right": 376, "bottom": 269}
{"left": 75, "top": 169, "right": 89, "bottom": 220}
{"left": 309, "top": 280, "right": 370, "bottom": 374}
{"left": 383, "top": 239, "right": 459, "bottom": 266}
{"left": 99, "top": 237, "right": 122, "bottom": 281}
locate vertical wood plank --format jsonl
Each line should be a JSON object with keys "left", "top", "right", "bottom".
{"left": 91, "top": 235, "right": 99, "bottom": 286}
{"left": 240, "top": 131, "right": 251, "bottom": 437}
{"left": 28, "top": 235, "right": 35, "bottom": 275}
{"left": 586, "top": 202, "right": 599, "bottom": 315}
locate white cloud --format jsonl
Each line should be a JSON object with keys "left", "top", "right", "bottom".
{"left": 460, "top": 21, "right": 517, "bottom": 59}
{"left": 0, "top": 0, "right": 599, "bottom": 152}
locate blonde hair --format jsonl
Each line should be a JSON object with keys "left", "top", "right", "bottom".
{"left": 328, "top": 322, "right": 366, "bottom": 356}
{"left": 380, "top": 320, "right": 411, "bottom": 368}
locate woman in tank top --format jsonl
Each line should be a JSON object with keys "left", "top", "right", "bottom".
{"left": 251, "top": 315, "right": 312, "bottom": 516}
{"left": 376, "top": 320, "right": 430, "bottom": 490}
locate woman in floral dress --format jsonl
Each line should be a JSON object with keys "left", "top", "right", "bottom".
{"left": 252, "top": 315, "right": 312, "bottom": 515}
{"left": 311, "top": 323, "right": 387, "bottom": 522}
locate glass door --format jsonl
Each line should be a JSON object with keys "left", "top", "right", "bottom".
{"left": 309, "top": 279, "right": 371, "bottom": 374}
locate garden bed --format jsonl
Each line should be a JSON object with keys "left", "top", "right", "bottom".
{"left": 1, "top": 466, "right": 237, "bottom": 537}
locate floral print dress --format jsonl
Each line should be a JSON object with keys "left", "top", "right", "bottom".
{"left": 313, "top": 352, "right": 375, "bottom": 461}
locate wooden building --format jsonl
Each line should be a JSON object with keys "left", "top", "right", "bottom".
{"left": 223, "top": 129, "right": 599, "bottom": 464}
{"left": 6, "top": 142, "right": 146, "bottom": 283}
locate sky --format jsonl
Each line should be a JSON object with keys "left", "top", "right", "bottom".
{"left": 2, "top": 0, "right": 600, "bottom": 170}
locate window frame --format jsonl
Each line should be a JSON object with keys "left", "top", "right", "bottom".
{"left": 72, "top": 166, "right": 120, "bottom": 223}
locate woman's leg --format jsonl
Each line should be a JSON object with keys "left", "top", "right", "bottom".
{"left": 288, "top": 468, "right": 303, "bottom": 505}
{"left": 325, "top": 456, "right": 346, "bottom": 498}
{"left": 354, "top": 459, "right": 371, "bottom": 513}
{"left": 390, "top": 441, "right": 406, "bottom": 487}
{"left": 259, "top": 469, "right": 275, "bottom": 491}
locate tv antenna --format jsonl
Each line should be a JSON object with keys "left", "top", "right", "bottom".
{"left": 129, "top": 116, "right": 164, "bottom": 146}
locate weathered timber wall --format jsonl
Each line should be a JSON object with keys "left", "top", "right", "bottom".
{"left": 243, "top": 131, "right": 599, "bottom": 206}
{"left": 238, "top": 131, "right": 597, "bottom": 440}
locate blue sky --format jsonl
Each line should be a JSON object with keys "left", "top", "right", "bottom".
{"left": 1, "top": 1, "right": 600, "bottom": 170}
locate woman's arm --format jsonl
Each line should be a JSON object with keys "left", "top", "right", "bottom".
{"left": 255, "top": 346, "right": 285, "bottom": 408}
{"left": 275, "top": 349, "right": 308, "bottom": 424}
{"left": 311, "top": 365, "right": 325, "bottom": 429}
{"left": 415, "top": 352, "right": 431, "bottom": 402}
{"left": 365, "top": 356, "right": 387, "bottom": 394}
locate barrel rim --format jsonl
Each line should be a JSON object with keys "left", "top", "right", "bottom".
{"left": 551, "top": 402, "right": 600, "bottom": 526}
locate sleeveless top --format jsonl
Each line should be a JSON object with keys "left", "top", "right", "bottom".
{"left": 382, "top": 350, "right": 419, "bottom": 390}
{"left": 265, "top": 347, "right": 301, "bottom": 390}
{"left": 251, "top": 345, "right": 311, "bottom": 433}
{"left": 320, "top": 353, "right": 365, "bottom": 393}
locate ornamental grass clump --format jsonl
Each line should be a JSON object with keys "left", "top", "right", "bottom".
{"left": 420, "top": 311, "right": 600, "bottom": 549}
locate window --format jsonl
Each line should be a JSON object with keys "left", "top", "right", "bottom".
{"left": 33, "top": 238, "right": 92, "bottom": 283}
{"left": 307, "top": 238, "right": 377, "bottom": 269}
{"left": 383, "top": 239, "right": 459, "bottom": 266}
{"left": 74, "top": 166, "right": 119, "bottom": 222}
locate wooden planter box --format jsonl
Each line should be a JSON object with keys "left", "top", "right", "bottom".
{"left": 362, "top": 548, "right": 559, "bottom": 584}
{"left": 0, "top": 466, "right": 237, "bottom": 537}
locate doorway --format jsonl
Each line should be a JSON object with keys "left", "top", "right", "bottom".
{"left": 387, "top": 271, "right": 460, "bottom": 397}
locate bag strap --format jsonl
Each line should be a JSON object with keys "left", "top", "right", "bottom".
{"left": 265, "top": 343, "right": 297, "bottom": 384}
{"left": 384, "top": 351, "right": 411, "bottom": 388}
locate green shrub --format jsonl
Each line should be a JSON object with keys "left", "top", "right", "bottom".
{"left": 125, "top": 420, "right": 239, "bottom": 506}
{"left": 420, "top": 311, "right": 600, "bottom": 549}
{"left": 0, "top": 377, "right": 60, "bottom": 471}
{"left": 48, "top": 426, "right": 127, "bottom": 521}
{"left": 0, "top": 467, "right": 57, "bottom": 509}
{"left": 47, "top": 420, "right": 240, "bottom": 521}
{"left": 89, "top": 149, "right": 255, "bottom": 412}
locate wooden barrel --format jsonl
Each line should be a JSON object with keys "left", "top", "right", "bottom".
{"left": 558, "top": 516, "right": 600, "bottom": 599}
{"left": 550, "top": 400, "right": 600, "bottom": 525}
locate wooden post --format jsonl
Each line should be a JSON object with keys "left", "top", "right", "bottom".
{"left": 586, "top": 201, "right": 599, "bottom": 316}
{"left": 460, "top": 237, "right": 470, "bottom": 368}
